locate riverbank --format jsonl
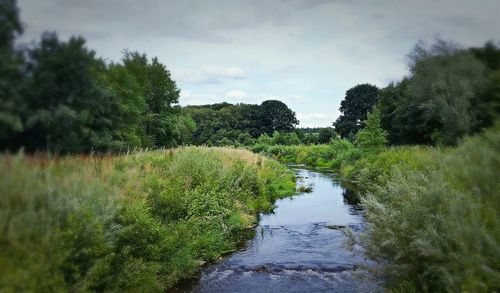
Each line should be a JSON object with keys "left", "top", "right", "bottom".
{"left": 0, "top": 147, "right": 296, "bottom": 292}
{"left": 193, "top": 167, "right": 379, "bottom": 292}
{"left": 252, "top": 125, "right": 500, "bottom": 291}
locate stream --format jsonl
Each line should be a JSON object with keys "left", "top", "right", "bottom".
{"left": 191, "top": 166, "right": 380, "bottom": 292}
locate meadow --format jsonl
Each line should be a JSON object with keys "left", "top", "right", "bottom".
{"left": 0, "top": 147, "right": 296, "bottom": 292}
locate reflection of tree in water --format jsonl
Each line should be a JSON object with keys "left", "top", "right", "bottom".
{"left": 343, "top": 188, "right": 361, "bottom": 206}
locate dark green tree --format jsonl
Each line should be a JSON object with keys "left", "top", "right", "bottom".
{"left": 0, "top": 0, "right": 25, "bottom": 146}
{"left": 260, "top": 100, "right": 299, "bottom": 134}
{"left": 407, "top": 39, "right": 486, "bottom": 145}
{"left": 122, "top": 51, "right": 181, "bottom": 147}
{"left": 318, "top": 127, "right": 335, "bottom": 144}
{"left": 333, "top": 84, "right": 380, "bottom": 139}
{"left": 22, "top": 32, "right": 108, "bottom": 153}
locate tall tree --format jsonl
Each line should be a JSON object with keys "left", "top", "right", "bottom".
{"left": 0, "top": 0, "right": 24, "bottom": 146}
{"left": 22, "top": 32, "right": 107, "bottom": 153}
{"left": 407, "top": 38, "right": 486, "bottom": 145}
{"left": 333, "top": 84, "right": 380, "bottom": 139}
{"left": 122, "top": 51, "right": 181, "bottom": 147}
{"left": 260, "top": 100, "right": 299, "bottom": 134}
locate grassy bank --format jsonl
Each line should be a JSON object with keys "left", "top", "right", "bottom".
{"left": 252, "top": 127, "right": 500, "bottom": 291}
{"left": 0, "top": 147, "right": 296, "bottom": 292}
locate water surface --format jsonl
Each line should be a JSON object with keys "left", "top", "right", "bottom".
{"left": 193, "top": 167, "right": 379, "bottom": 292}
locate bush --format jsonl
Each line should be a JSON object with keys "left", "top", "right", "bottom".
{"left": 0, "top": 147, "right": 296, "bottom": 291}
{"left": 361, "top": 126, "right": 500, "bottom": 291}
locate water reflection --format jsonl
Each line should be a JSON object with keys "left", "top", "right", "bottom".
{"left": 191, "top": 168, "right": 379, "bottom": 293}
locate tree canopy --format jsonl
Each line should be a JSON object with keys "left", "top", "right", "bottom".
{"left": 333, "top": 84, "right": 380, "bottom": 139}
{"left": 375, "top": 38, "right": 499, "bottom": 146}
{"left": 184, "top": 100, "right": 299, "bottom": 145}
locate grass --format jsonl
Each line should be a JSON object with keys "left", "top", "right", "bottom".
{"left": 251, "top": 126, "right": 500, "bottom": 291}
{"left": 0, "top": 147, "right": 296, "bottom": 292}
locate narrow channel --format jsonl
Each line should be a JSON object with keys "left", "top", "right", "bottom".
{"left": 192, "top": 166, "right": 380, "bottom": 292}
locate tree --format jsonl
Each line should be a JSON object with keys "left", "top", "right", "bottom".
{"left": 122, "top": 51, "right": 181, "bottom": 147}
{"left": 260, "top": 100, "right": 299, "bottom": 134}
{"left": 333, "top": 84, "right": 380, "bottom": 139}
{"left": 407, "top": 38, "right": 486, "bottom": 145}
{"left": 355, "top": 107, "right": 387, "bottom": 149}
{"left": 22, "top": 32, "right": 108, "bottom": 153}
{"left": 99, "top": 63, "right": 146, "bottom": 150}
{"left": 469, "top": 41, "right": 500, "bottom": 132}
{"left": 318, "top": 127, "right": 335, "bottom": 144}
{"left": 0, "top": 0, "right": 25, "bottom": 146}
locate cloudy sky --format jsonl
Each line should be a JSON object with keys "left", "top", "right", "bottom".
{"left": 17, "top": 0, "right": 500, "bottom": 127}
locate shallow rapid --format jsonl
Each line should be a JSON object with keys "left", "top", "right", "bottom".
{"left": 192, "top": 167, "right": 380, "bottom": 292}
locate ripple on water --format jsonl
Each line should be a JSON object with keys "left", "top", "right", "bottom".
{"left": 192, "top": 168, "right": 381, "bottom": 293}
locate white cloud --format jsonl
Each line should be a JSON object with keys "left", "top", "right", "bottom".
{"left": 172, "top": 65, "right": 245, "bottom": 84}
{"left": 203, "top": 66, "right": 244, "bottom": 79}
{"left": 225, "top": 90, "right": 248, "bottom": 99}
{"left": 297, "top": 111, "right": 340, "bottom": 128}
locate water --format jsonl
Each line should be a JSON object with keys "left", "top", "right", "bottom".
{"left": 191, "top": 167, "right": 380, "bottom": 292}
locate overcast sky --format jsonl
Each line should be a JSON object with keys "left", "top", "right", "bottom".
{"left": 17, "top": 0, "right": 500, "bottom": 127}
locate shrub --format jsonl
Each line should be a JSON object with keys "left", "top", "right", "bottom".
{"left": 361, "top": 126, "right": 500, "bottom": 291}
{"left": 0, "top": 147, "right": 296, "bottom": 291}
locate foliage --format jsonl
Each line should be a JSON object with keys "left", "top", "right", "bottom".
{"left": 260, "top": 100, "right": 299, "bottom": 134}
{"left": 360, "top": 126, "right": 500, "bottom": 291}
{"left": 355, "top": 107, "right": 387, "bottom": 149}
{"left": 333, "top": 84, "right": 380, "bottom": 139}
{"left": 407, "top": 39, "right": 487, "bottom": 145}
{"left": 376, "top": 39, "right": 499, "bottom": 146}
{"left": 0, "top": 0, "right": 24, "bottom": 142}
{"left": 0, "top": 4, "right": 189, "bottom": 153}
{"left": 184, "top": 100, "right": 298, "bottom": 145}
{"left": 0, "top": 147, "right": 296, "bottom": 291}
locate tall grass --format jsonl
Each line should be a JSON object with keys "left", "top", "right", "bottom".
{"left": 252, "top": 127, "right": 500, "bottom": 291}
{"left": 0, "top": 147, "right": 296, "bottom": 292}
{"left": 361, "top": 127, "right": 500, "bottom": 291}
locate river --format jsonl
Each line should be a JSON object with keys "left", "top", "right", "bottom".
{"left": 191, "top": 166, "right": 380, "bottom": 292}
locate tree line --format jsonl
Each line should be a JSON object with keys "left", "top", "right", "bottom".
{"left": 1, "top": 1, "right": 192, "bottom": 153}
{"left": 183, "top": 100, "right": 303, "bottom": 146}
{"left": 334, "top": 38, "right": 500, "bottom": 146}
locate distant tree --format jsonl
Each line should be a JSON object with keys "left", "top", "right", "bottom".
{"left": 318, "top": 127, "right": 335, "bottom": 144}
{"left": 333, "top": 84, "right": 380, "bottom": 139}
{"left": 355, "top": 107, "right": 387, "bottom": 149}
{"left": 303, "top": 133, "right": 319, "bottom": 145}
{"left": 260, "top": 100, "right": 299, "bottom": 134}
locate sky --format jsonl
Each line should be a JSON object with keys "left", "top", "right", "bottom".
{"left": 17, "top": 0, "right": 500, "bottom": 127}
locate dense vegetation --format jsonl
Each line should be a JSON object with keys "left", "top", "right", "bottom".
{"left": 251, "top": 124, "right": 499, "bottom": 291}
{"left": 1, "top": 1, "right": 193, "bottom": 153}
{"left": 248, "top": 38, "right": 500, "bottom": 290}
{"left": 335, "top": 39, "right": 500, "bottom": 146}
{"left": 1, "top": 1, "right": 499, "bottom": 291}
{"left": 0, "top": 148, "right": 296, "bottom": 291}
{"left": 183, "top": 100, "right": 299, "bottom": 145}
